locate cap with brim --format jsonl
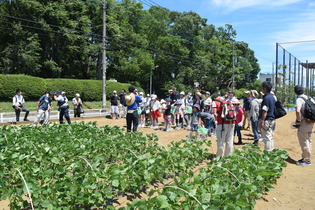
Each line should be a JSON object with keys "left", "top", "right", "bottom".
{"left": 180, "top": 91, "right": 185, "bottom": 95}
{"left": 206, "top": 91, "right": 210, "bottom": 95}
{"left": 125, "top": 93, "right": 135, "bottom": 106}
{"left": 55, "top": 90, "right": 61, "bottom": 94}
{"left": 152, "top": 95, "right": 157, "bottom": 99}
{"left": 160, "top": 99, "right": 166, "bottom": 104}
{"left": 228, "top": 91, "right": 235, "bottom": 94}
{"left": 232, "top": 100, "right": 240, "bottom": 104}
{"left": 61, "top": 91, "right": 66, "bottom": 95}
{"left": 165, "top": 98, "right": 171, "bottom": 102}
{"left": 244, "top": 91, "right": 250, "bottom": 94}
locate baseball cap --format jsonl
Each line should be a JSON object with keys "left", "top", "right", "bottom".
{"left": 165, "top": 98, "right": 171, "bottom": 102}
{"left": 180, "top": 91, "right": 185, "bottom": 95}
{"left": 55, "top": 90, "right": 61, "bottom": 94}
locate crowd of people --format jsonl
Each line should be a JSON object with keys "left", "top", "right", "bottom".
{"left": 10, "top": 81, "right": 314, "bottom": 165}
{"left": 121, "top": 82, "right": 314, "bottom": 165}
{"left": 12, "top": 89, "right": 85, "bottom": 125}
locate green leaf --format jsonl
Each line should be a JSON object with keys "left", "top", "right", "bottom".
{"left": 156, "top": 195, "right": 170, "bottom": 208}
{"left": 112, "top": 179, "right": 119, "bottom": 187}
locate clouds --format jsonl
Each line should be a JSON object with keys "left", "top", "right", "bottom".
{"left": 209, "top": 0, "right": 302, "bottom": 12}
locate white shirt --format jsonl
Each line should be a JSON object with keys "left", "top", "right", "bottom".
{"left": 152, "top": 100, "right": 160, "bottom": 111}
{"left": 72, "top": 97, "right": 82, "bottom": 106}
{"left": 13, "top": 95, "right": 25, "bottom": 106}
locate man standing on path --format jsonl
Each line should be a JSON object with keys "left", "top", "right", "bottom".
{"left": 55, "top": 91, "right": 71, "bottom": 124}
{"left": 259, "top": 81, "right": 276, "bottom": 151}
{"left": 124, "top": 86, "right": 142, "bottom": 132}
{"left": 12, "top": 89, "right": 29, "bottom": 122}
{"left": 294, "top": 85, "right": 314, "bottom": 166}
{"left": 34, "top": 92, "right": 53, "bottom": 125}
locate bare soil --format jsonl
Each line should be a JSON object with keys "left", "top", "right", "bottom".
{"left": 1, "top": 111, "right": 314, "bottom": 209}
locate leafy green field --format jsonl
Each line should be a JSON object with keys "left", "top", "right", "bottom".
{"left": 0, "top": 101, "right": 107, "bottom": 113}
{"left": 0, "top": 122, "right": 287, "bottom": 209}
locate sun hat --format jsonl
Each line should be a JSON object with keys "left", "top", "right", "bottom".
{"left": 139, "top": 92, "right": 143, "bottom": 95}
{"left": 251, "top": 90, "right": 259, "bottom": 98}
{"left": 55, "top": 90, "right": 61, "bottom": 95}
{"left": 113, "top": 90, "right": 117, "bottom": 94}
{"left": 160, "top": 99, "right": 166, "bottom": 104}
{"left": 193, "top": 104, "right": 200, "bottom": 111}
{"left": 147, "top": 94, "right": 150, "bottom": 97}
{"left": 125, "top": 93, "right": 135, "bottom": 106}
{"left": 75, "top": 93, "right": 80, "bottom": 97}
{"left": 232, "top": 99, "right": 240, "bottom": 104}
{"left": 180, "top": 91, "right": 185, "bottom": 95}
{"left": 151, "top": 95, "right": 157, "bottom": 99}
{"left": 61, "top": 91, "right": 66, "bottom": 95}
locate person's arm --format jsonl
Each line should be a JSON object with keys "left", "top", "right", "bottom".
{"left": 295, "top": 99, "right": 302, "bottom": 125}
{"left": 72, "top": 98, "right": 78, "bottom": 106}
{"left": 21, "top": 96, "right": 25, "bottom": 105}
{"left": 37, "top": 95, "right": 45, "bottom": 110}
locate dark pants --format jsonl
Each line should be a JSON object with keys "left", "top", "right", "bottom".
{"left": 204, "top": 117, "right": 214, "bottom": 130}
{"left": 59, "top": 108, "right": 71, "bottom": 124}
{"left": 126, "top": 110, "right": 139, "bottom": 132}
{"left": 234, "top": 124, "right": 242, "bottom": 142}
{"left": 14, "top": 106, "right": 29, "bottom": 122}
{"left": 74, "top": 108, "right": 81, "bottom": 118}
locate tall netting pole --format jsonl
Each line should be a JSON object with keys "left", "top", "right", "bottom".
{"left": 294, "top": 57, "right": 297, "bottom": 85}
{"left": 275, "top": 43, "right": 279, "bottom": 92}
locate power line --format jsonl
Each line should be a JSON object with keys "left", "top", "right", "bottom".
{"left": 278, "top": 40, "right": 315, "bottom": 45}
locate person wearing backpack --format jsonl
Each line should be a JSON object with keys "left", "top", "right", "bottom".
{"left": 212, "top": 94, "right": 236, "bottom": 157}
{"left": 259, "top": 81, "right": 276, "bottom": 151}
{"left": 294, "top": 85, "right": 314, "bottom": 166}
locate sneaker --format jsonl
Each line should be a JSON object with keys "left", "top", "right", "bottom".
{"left": 296, "top": 160, "right": 311, "bottom": 166}
{"left": 166, "top": 128, "right": 173, "bottom": 132}
{"left": 187, "top": 126, "right": 191, "bottom": 130}
{"left": 175, "top": 127, "right": 182, "bottom": 130}
{"left": 154, "top": 126, "right": 159, "bottom": 129}
{"left": 253, "top": 140, "right": 258, "bottom": 146}
{"left": 234, "top": 142, "right": 244, "bottom": 145}
{"left": 24, "top": 119, "right": 30, "bottom": 122}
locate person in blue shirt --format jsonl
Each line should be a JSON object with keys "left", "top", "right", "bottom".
{"left": 124, "top": 86, "right": 142, "bottom": 132}
{"left": 33, "top": 92, "right": 53, "bottom": 125}
{"left": 259, "top": 81, "right": 276, "bottom": 151}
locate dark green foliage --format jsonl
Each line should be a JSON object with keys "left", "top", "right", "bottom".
{"left": 0, "top": 0, "right": 260, "bottom": 95}
{"left": 0, "top": 74, "right": 143, "bottom": 101}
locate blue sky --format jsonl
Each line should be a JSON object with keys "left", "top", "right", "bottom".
{"left": 155, "top": 0, "right": 315, "bottom": 74}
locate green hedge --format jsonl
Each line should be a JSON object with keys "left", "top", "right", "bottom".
{"left": 0, "top": 74, "right": 143, "bottom": 101}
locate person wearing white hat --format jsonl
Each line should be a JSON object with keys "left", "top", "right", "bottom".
{"left": 203, "top": 91, "right": 212, "bottom": 113}
{"left": 232, "top": 99, "right": 244, "bottom": 145}
{"left": 124, "top": 86, "right": 142, "bottom": 132}
{"left": 72, "top": 93, "right": 83, "bottom": 118}
{"left": 54, "top": 90, "right": 71, "bottom": 124}
{"left": 110, "top": 90, "right": 120, "bottom": 119}
{"left": 150, "top": 95, "right": 161, "bottom": 129}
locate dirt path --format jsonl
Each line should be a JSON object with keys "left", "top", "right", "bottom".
{"left": 1, "top": 111, "right": 314, "bottom": 209}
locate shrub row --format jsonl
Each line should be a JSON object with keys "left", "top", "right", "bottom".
{"left": 0, "top": 74, "right": 143, "bottom": 101}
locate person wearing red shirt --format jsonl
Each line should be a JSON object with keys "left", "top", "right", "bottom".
{"left": 212, "top": 93, "right": 236, "bottom": 157}
{"left": 232, "top": 100, "right": 244, "bottom": 145}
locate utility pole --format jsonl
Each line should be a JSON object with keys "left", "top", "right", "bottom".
{"left": 102, "top": 0, "right": 107, "bottom": 110}
{"left": 150, "top": 65, "right": 158, "bottom": 95}
{"left": 232, "top": 41, "right": 235, "bottom": 91}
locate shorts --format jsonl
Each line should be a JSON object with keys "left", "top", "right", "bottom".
{"left": 151, "top": 110, "right": 162, "bottom": 118}
{"left": 165, "top": 115, "right": 172, "bottom": 124}
{"left": 191, "top": 124, "right": 199, "bottom": 131}
{"left": 110, "top": 106, "right": 119, "bottom": 114}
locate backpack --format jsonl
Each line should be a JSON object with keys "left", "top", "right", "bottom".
{"left": 274, "top": 100, "right": 287, "bottom": 119}
{"left": 299, "top": 96, "right": 315, "bottom": 121}
{"left": 214, "top": 99, "right": 236, "bottom": 122}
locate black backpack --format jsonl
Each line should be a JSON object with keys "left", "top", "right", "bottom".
{"left": 299, "top": 97, "right": 315, "bottom": 121}
{"left": 274, "top": 100, "right": 287, "bottom": 119}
